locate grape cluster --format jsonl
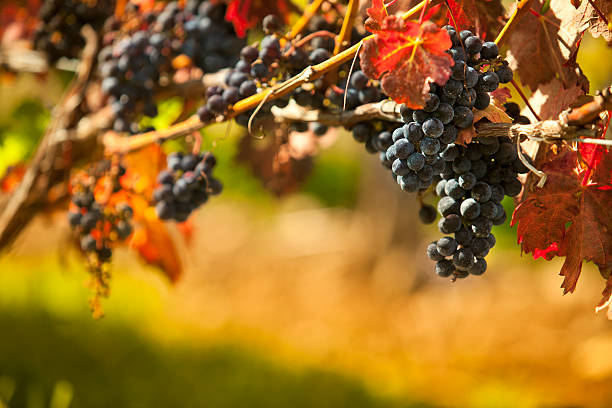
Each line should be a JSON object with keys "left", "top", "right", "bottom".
{"left": 68, "top": 164, "right": 133, "bottom": 263}
{"left": 197, "top": 29, "right": 294, "bottom": 126}
{"left": 99, "top": 0, "right": 243, "bottom": 134}
{"left": 427, "top": 137, "right": 529, "bottom": 279}
{"left": 33, "top": 0, "right": 114, "bottom": 63}
{"left": 197, "top": 14, "right": 369, "bottom": 134}
{"left": 153, "top": 152, "right": 222, "bottom": 222}
{"left": 379, "top": 27, "right": 514, "bottom": 196}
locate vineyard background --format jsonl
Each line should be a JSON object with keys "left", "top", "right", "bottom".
{"left": 1, "top": 0, "right": 612, "bottom": 407}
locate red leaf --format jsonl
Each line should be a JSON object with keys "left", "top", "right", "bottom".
{"left": 0, "top": 164, "right": 26, "bottom": 193}
{"left": 226, "top": 0, "right": 290, "bottom": 38}
{"left": 122, "top": 145, "right": 183, "bottom": 282}
{"left": 360, "top": 18, "right": 453, "bottom": 109}
{"left": 596, "top": 272, "right": 612, "bottom": 320}
{"left": 511, "top": 147, "right": 612, "bottom": 294}
{"left": 490, "top": 87, "right": 511, "bottom": 106}
{"left": 506, "top": 0, "right": 589, "bottom": 92}
{"left": 364, "top": 0, "right": 388, "bottom": 32}
{"left": 445, "top": 0, "right": 505, "bottom": 40}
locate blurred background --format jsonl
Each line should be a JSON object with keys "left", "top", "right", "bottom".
{"left": 1, "top": 10, "right": 612, "bottom": 408}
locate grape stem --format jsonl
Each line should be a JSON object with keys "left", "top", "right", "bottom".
{"left": 334, "top": 0, "right": 360, "bottom": 55}
{"left": 289, "top": 0, "right": 327, "bottom": 39}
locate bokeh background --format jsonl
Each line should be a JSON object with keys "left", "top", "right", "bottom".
{"left": 1, "top": 15, "right": 612, "bottom": 408}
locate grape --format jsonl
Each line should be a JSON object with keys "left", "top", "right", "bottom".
{"left": 405, "top": 122, "right": 424, "bottom": 143}
{"left": 444, "top": 179, "right": 466, "bottom": 199}
{"left": 417, "top": 165, "right": 434, "bottom": 182}
{"left": 398, "top": 174, "right": 419, "bottom": 192}
{"left": 460, "top": 198, "right": 481, "bottom": 220}
{"left": 476, "top": 71, "right": 500, "bottom": 93}
{"left": 438, "top": 196, "right": 460, "bottom": 217}
{"left": 422, "top": 118, "right": 444, "bottom": 138}
{"left": 435, "top": 179, "right": 447, "bottom": 197}
{"left": 453, "top": 106, "right": 474, "bottom": 128}
{"left": 468, "top": 258, "right": 487, "bottom": 275}
{"left": 352, "top": 123, "right": 372, "bottom": 143}
{"left": 496, "top": 64, "right": 513, "bottom": 84}
{"left": 464, "top": 36, "right": 482, "bottom": 55}
{"left": 465, "top": 67, "right": 479, "bottom": 88}
{"left": 458, "top": 172, "right": 477, "bottom": 190}
{"left": 490, "top": 184, "right": 505, "bottom": 203}
{"left": 350, "top": 71, "right": 369, "bottom": 90}
{"left": 451, "top": 60, "right": 466, "bottom": 80}
{"left": 480, "top": 42, "right": 499, "bottom": 59}
{"left": 471, "top": 217, "right": 493, "bottom": 237}
{"left": 453, "top": 248, "right": 475, "bottom": 270}
{"left": 452, "top": 156, "right": 472, "bottom": 174}
{"left": 443, "top": 79, "right": 463, "bottom": 98}
{"left": 420, "top": 137, "right": 441, "bottom": 155}
{"left": 423, "top": 93, "right": 440, "bottom": 112}
{"left": 263, "top": 15, "right": 280, "bottom": 33}
{"left": 439, "top": 124, "right": 458, "bottom": 144}
{"left": 434, "top": 103, "right": 455, "bottom": 125}
{"left": 392, "top": 127, "right": 406, "bottom": 142}
{"left": 474, "top": 92, "right": 490, "bottom": 110}
{"left": 437, "top": 237, "right": 458, "bottom": 256}
{"left": 406, "top": 153, "right": 425, "bottom": 171}
{"left": 392, "top": 159, "right": 411, "bottom": 176}
{"left": 436, "top": 260, "right": 455, "bottom": 277}
{"left": 394, "top": 139, "right": 415, "bottom": 159}
{"left": 419, "top": 205, "right": 437, "bottom": 224}
{"left": 504, "top": 178, "right": 523, "bottom": 197}
{"left": 439, "top": 214, "right": 462, "bottom": 233}
{"left": 471, "top": 182, "right": 492, "bottom": 202}
{"left": 480, "top": 201, "right": 499, "bottom": 220}
{"left": 400, "top": 105, "right": 414, "bottom": 122}
{"left": 427, "top": 242, "right": 446, "bottom": 261}
{"left": 455, "top": 226, "right": 473, "bottom": 246}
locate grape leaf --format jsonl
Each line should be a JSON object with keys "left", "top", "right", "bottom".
{"left": 596, "top": 273, "right": 612, "bottom": 319}
{"left": 490, "top": 87, "right": 511, "bottom": 106}
{"left": 445, "top": 0, "right": 505, "bottom": 40}
{"left": 511, "top": 147, "right": 612, "bottom": 295}
{"left": 122, "top": 145, "right": 182, "bottom": 282}
{"left": 0, "top": 164, "right": 26, "bottom": 193}
{"left": 225, "top": 0, "right": 290, "bottom": 38}
{"left": 236, "top": 131, "right": 314, "bottom": 197}
{"left": 573, "top": 0, "right": 611, "bottom": 42}
{"left": 505, "top": 0, "right": 589, "bottom": 92}
{"left": 523, "top": 78, "right": 586, "bottom": 121}
{"left": 360, "top": 14, "right": 454, "bottom": 109}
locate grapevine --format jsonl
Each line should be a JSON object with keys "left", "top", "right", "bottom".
{"left": 0, "top": 0, "right": 610, "bottom": 319}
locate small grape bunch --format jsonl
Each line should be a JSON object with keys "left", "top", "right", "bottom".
{"left": 68, "top": 172, "right": 134, "bottom": 263}
{"left": 154, "top": 151, "right": 223, "bottom": 222}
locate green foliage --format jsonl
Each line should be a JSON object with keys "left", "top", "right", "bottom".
{"left": 0, "top": 99, "right": 49, "bottom": 177}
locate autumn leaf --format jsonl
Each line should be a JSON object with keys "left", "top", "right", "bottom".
{"left": 523, "top": 78, "right": 585, "bottom": 121}
{"left": 364, "top": 0, "right": 388, "bottom": 32}
{"left": 596, "top": 273, "right": 612, "bottom": 319}
{"left": 225, "top": 0, "right": 290, "bottom": 38}
{"left": 505, "top": 0, "right": 589, "bottom": 92}
{"left": 236, "top": 132, "right": 314, "bottom": 197}
{"left": 445, "top": 0, "right": 505, "bottom": 40}
{"left": 0, "top": 164, "right": 26, "bottom": 193}
{"left": 511, "top": 147, "right": 612, "bottom": 295}
{"left": 360, "top": 17, "right": 454, "bottom": 109}
{"left": 573, "top": 0, "right": 611, "bottom": 42}
{"left": 490, "top": 87, "right": 511, "bottom": 106}
{"left": 122, "top": 145, "right": 183, "bottom": 282}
